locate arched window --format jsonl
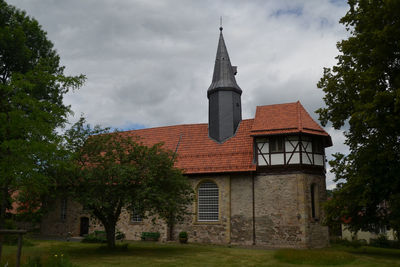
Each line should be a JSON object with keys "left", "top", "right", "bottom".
{"left": 198, "top": 182, "right": 219, "bottom": 222}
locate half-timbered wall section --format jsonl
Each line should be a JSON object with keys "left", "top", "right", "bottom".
{"left": 255, "top": 135, "right": 325, "bottom": 167}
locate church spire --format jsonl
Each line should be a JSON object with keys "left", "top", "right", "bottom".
{"left": 207, "top": 27, "right": 242, "bottom": 98}
{"left": 208, "top": 27, "right": 242, "bottom": 143}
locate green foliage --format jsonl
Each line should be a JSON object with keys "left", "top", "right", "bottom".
{"left": 318, "top": 0, "right": 400, "bottom": 235}
{"left": 274, "top": 249, "right": 356, "bottom": 265}
{"left": 179, "top": 231, "right": 188, "bottom": 239}
{"left": 179, "top": 231, "right": 188, "bottom": 244}
{"left": 331, "top": 238, "right": 366, "bottom": 249}
{"left": 116, "top": 229, "right": 126, "bottom": 241}
{"left": 81, "top": 231, "right": 106, "bottom": 243}
{"left": 47, "top": 253, "right": 76, "bottom": 266}
{"left": 0, "top": 0, "right": 85, "bottom": 228}
{"left": 23, "top": 254, "right": 77, "bottom": 267}
{"left": 65, "top": 119, "right": 192, "bottom": 248}
{"left": 23, "top": 256, "right": 42, "bottom": 267}
{"left": 1, "top": 219, "right": 34, "bottom": 246}
{"left": 370, "top": 235, "right": 400, "bottom": 249}
{"left": 141, "top": 232, "right": 160, "bottom": 241}
{"left": 82, "top": 230, "right": 125, "bottom": 243}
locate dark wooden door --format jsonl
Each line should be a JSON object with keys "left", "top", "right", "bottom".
{"left": 80, "top": 217, "right": 89, "bottom": 236}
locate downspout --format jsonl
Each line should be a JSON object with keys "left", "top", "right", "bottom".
{"left": 252, "top": 172, "right": 256, "bottom": 245}
{"left": 168, "top": 133, "right": 183, "bottom": 241}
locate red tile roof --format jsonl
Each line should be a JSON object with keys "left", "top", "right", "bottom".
{"left": 121, "top": 101, "right": 331, "bottom": 174}
{"left": 251, "top": 102, "right": 331, "bottom": 139}
{"left": 123, "top": 119, "right": 256, "bottom": 174}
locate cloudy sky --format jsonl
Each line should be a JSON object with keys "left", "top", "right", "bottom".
{"left": 8, "top": 0, "right": 350, "bottom": 188}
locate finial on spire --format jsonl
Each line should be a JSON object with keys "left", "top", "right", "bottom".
{"left": 219, "top": 16, "right": 223, "bottom": 31}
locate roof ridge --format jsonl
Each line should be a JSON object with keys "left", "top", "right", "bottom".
{"left": 256, "top": 101, "right": 298, "bottom": 108}
{"left": 251, "top": 127, "right": 298, "bottom": 132}
{"left": 297, "top": 101, "right": 303, "bottom": 131}
{"left": 302, "top": 127, "right": 325, "bottom": 132}
{"left": 123, "top": 119, "right": 255, "bottom": 134}
{"left": 122, "top": 123, "right": 206, "bottom": 133}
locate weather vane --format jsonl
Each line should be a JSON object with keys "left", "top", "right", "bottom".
{"left": 219, "top": 16, "right": 223, "bottom": 31}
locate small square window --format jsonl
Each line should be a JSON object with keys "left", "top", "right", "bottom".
{"left": 313, "top": 139, "right": 324, "bottom": 154}
{"left": 270, "top": 137, "right": 284, "bottom": 152}
{"left": 131, "top": 208, "right": 143, "bottom": 222}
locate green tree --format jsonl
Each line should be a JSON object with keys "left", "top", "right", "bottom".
{"left": 65, "top": 120, "right": 193, "bottom": 248}
{"left": 0, "top": 0, "right": 84, "bottom": 230}
{"left": 317, "top": 0, "right": 400, "bottom": 237}
{"left": 143, "top": 165, "right": 194, "bottom": 241}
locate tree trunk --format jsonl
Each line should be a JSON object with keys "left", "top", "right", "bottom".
{"left": 104, "top": 223, "right": 116, "bottom": 248}
{"left": 168, "top": 223, "right": 174, "bottom": 241}
{"left": 167, "top": 214, "right": 175, "bottom": 241}
{"left": 0, "top": 185, "right": 9, "bottom": 262}
{"left": 0, "top": 186, "right": 8, "bottom": 229}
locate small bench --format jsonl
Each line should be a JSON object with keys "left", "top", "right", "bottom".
{"left": 141, "top": 232, "right": 160, "bottom": 241}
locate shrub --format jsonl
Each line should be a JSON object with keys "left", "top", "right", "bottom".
{"left": 179, "top": 231, "right": 187, "bottom": 239}
{"left": 23, "top": 256, "right": 42, "bottom": 267}
{"left": 81, "top": 231, "right": 106, "bottom": 243}
{"left": 331, "top": 238, "right": 365, "bottom": 248}
{"left": 141, "top": 232, "right": 160, "bottom": 241}
{"left": 82, "top": 230, "right": 125, "bottom": 243}
{"left": 370, "top": 235, "right": 400, "bottom": 249}
{"left": 23, "top": 254, "right": 77, "bottom": 267}
{"left": 46, "top": 254, "right": 77, "bottom": 267}
{"left": 116, "top": 229, "right": 125, "bottom": 241}
{"left": 179, "top": 231, "right": 188, "bottom": 244}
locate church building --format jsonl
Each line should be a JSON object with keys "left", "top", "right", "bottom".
{"left": 41, "top": 27, "right": 332, "bottom": 248}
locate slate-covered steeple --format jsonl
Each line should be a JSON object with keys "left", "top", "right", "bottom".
{"left": 208, "top": 27, "right": 242, "bottom": 143}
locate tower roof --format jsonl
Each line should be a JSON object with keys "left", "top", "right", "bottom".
{"left": 207, "top": 28, "right": 242, "bottom": 97}
{"left": 250, "top": 101, "right": 332, "bottom": 146}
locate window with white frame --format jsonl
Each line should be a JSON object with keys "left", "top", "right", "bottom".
{"left": 131, "top": 207, "right": 143, "bottom": 222}
{"left": 197, "top": 182, "right": 219, "bottom": 222}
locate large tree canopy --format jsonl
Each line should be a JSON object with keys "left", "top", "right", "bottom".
{"left": 0, "top": 0, "right": 85, "bottom": 231}
{"left": 317, "top": 0, "right": 400, "bottom": 236}
{"left": 65, "top": 119, "right": 193, "bottom": 248}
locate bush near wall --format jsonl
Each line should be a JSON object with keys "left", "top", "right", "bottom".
{"left": 82, "top": 230, "right": 125, "bottom": 243}
{"left": 370, "top": 235, "right": 400, "bottom": 249}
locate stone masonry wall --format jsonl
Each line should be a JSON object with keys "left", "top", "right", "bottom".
{"left": 254, "top": 173, "right": 306, "bottom": 248}
{"left": 40, "top": 172, "right": 328, "bottom": 248}
{"left": 252, "top": 172, "right": 328, "bottom": 248}
{"left": 40, "top": 198, "right": 89, "bottom": 237}
{"left": 303, "top": 173, "right": 329, "bottom": 248}
{"left": 89, "top": 210, "right": 168, "bottom": 241}
{"left": 88, "top": 174, "right": 231, "bottom": 244}
{"left": 230, "top": 174, "right": 254, "bottom": 245}
{"left": 173, "top": 175, "right": 230, "bottom": 244}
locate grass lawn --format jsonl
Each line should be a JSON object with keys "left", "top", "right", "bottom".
{"left": 1, "top": 240, "right": 400, "bottom": 267}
